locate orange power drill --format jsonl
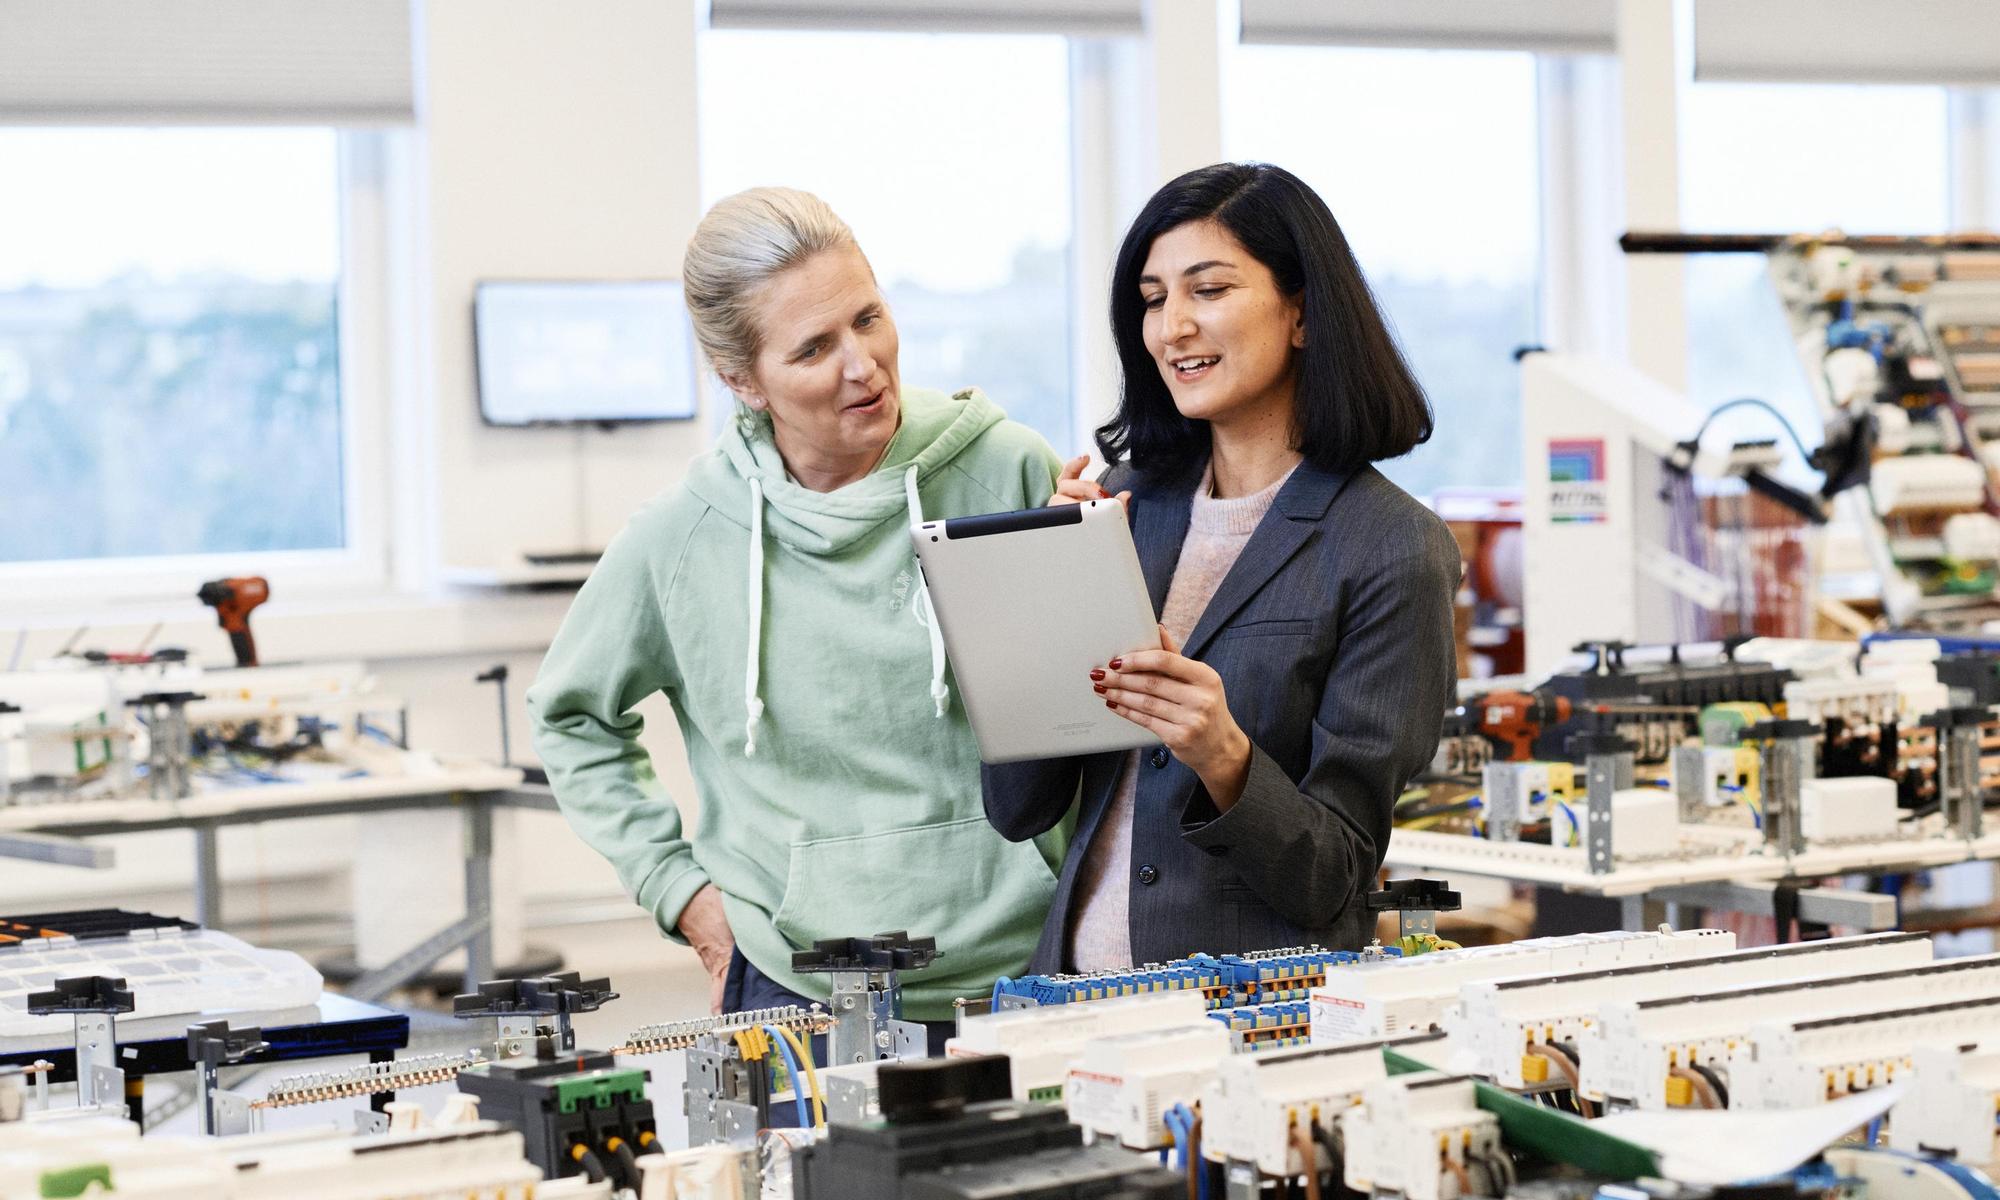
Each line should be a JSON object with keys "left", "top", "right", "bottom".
{"left": 1469, "top": 689, "right": 1573, "bottom": 762}
{"left": 197, "top": 576, "right": 270, "bottom": 667}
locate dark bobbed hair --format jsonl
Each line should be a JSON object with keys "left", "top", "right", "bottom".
{"left": 1096, "top": 162, "right": 1433, "bottom": 478}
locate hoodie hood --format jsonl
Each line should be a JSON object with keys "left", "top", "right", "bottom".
{"left": 688, "top": 385, "right": 1008, "bottom": 554}
{"left": 684, "top": 386, "right": 1007, "bottom": 755}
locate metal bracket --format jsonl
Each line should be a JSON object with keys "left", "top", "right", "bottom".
{"left": 26, "top": 976, "right": 133, "bottom": 1111}
{"left": 347, "top": 912, "right": 493, "bottom": 1005}
{"left": 888, "top": 1019, "right": 926, "bottom": 1060}
{"left": 186, "top": 1020, "right": 267, "bottom": 1137}
{"left": 1924, "top": 708, "right": 1988, "bottom": 841}
{"left": 1584, "top": 751, "right": 1618, "bottom": 875}
{"left": 1671, "top": 743, "right": 1708, "bottom": 823}
{"left": 0, "top": 832, "right": 115, "bottom": 869}
{"left": 715, "top": 1099, "right": 759, "bottom": 1146}
{"left": 1647, "top": 880, "right": 1896, "bottom": 931}
{"left": 1747, "top": 720, "right": 1819, "bottom": 857}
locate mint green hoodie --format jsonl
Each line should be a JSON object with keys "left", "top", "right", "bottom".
{"left": 526, "top": 387, "right": 1065, "bottom": 1019}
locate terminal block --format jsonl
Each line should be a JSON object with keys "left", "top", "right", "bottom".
{"left": 792, "top": 1054, "right": 1181, "bottom": 1200}
{"left": 454, "top": 1049, "right": 656, "bottom": 1190}
{"left": 453, "top": 972, "right": 618, "bottom": 1057}
{"left": 991, "top": 945, "right": 1389, "bottom": 1013}
{"left": 26, "top": 975, "right": 133, "bottom": 1111}
{"left": 792, "top": 932, "right": 936, "bottom": 1066}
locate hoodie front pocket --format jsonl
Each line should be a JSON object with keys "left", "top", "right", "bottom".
{"left": 770, "top": 815, "right": 1056, "bottom": 960}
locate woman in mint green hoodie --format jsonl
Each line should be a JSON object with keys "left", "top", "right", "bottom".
{"left": 526, "top": 187, "right": 1067, "bottom": 1046}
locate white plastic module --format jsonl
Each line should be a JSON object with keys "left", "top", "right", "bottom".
{"left": 1609, "top": 788, "right": 1679, "bottom": 858}
{"left": 1888, "top": 1042, "right": 2000, "bottom": 1164}
{"left": 1340, "top": 1072, "right": 1501, "bottom": 1200}
{"left": 1800, "top": 776, "right": 1900, "bottom": 842}
{"left": 1677, "top": 745, "right": 1758, "bottom": 810}
{"left": 1310, "top": 928, "right": 1735, "bottom": 1043}
{"left": 0, "top": 927, "right": 323, "bottom": 1041}
{"left": 1781, "top": 676, "right": 1899, "bottom": 729}
{"left": 1456, "top": 931, "right": 1935, "bottom": 1089}
{"left": 1944, "top": 512, "right": 2000, "bottom": 562}
{"left": 1732, "top": 991, "right": 2000, "bottom": 1110}
{"left": 1869, "top": 454, "right": 1987, "bottom": 515}
{"left": 1198, "top": 1035, "right": 1412, "bottom": 1175}
{"left": 1858, "top": 642, "right": 1952, "bottom": 721}
{"left": 945, "top": 992, "right": 1206, "bottom": 1102}
{"left": 1582, "top": 940, "right": 1991, "bottom": 1108}
{"left": 1064, "top": 1022, "right": 1229, "bottom": 1150}
{"left": 0, "top": 1118, "right": 613, "bottom": 1199}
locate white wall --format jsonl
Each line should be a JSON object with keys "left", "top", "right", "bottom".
{"left": 4, "top": 1, "right": 712, "bottom": 965}
{"left": 424, "top": 0, "right": 710, "bottom": 572}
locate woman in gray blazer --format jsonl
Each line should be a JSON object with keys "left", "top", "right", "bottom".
{"left": 983, "top": 162, "right": 1461, "bottom": 974}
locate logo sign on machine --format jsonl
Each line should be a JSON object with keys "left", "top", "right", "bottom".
{"left": 1547, "top": 437, "right": 1607, "bottom": 525}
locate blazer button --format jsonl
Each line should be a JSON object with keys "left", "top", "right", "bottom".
{"left": 1137, "top": 864, "right": 1159, "bottom": 885}
{"left": 1150, "top": 747, "right": 1170, "bottom": 769}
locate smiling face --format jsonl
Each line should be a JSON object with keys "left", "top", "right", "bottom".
{"left": 1138, "top": 219, "right": 1304, "bottom": 433}
{"left": 723, "top": 243, "right": 902, "bottom": 491}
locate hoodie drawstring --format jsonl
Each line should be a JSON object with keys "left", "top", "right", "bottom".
{"left": 743, "top": 476, "right": 766, "bottom": 755}
{"left": 904, "top": 466, "right": 951, "bottom": 718}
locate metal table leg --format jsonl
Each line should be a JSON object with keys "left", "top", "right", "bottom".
{"left": 463, "top": 798, "right": 495, "bottom": 992}
{"left": 192, "top": 823, "right": 222, "bottom": 928}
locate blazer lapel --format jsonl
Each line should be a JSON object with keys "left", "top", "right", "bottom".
{"left": 1132, "top": 479, "right": 1193, "bottom": 618}
{"left": 1180, "top": 461, "right": 1357, "bottom": 661}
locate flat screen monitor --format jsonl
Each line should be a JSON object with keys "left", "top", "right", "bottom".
{"left": 474, "top": 279, "right": 699, "bottom": 426}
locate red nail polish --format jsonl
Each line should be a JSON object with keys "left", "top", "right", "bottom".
{"left": 1093, "top": 684, "right": 1107, "bottom": 694}
{"left": 1105, "top": 699, "right": 1117, "bottom": 710}
{"left": 1089, "top": 669, "right": 1105, "bottom": 681}
{"left": 1109, "top": 658, "right": 1123, "bottom": 670}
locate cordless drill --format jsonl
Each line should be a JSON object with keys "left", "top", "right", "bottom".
{"left": 1467, "top": 688, "right": 1572, "bottom": 762}
{"left": 196, "top": 577, "right": 270, "bottom": 667}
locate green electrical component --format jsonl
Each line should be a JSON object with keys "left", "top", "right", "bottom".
{"left": 1383, "top": 1045, "right": 1658, "bottom": 1179}
{"left": 40, "top": 1164, "right": 113, "bottom": 1198}
{"left": 553, "top": 1067, "right": 648, "bottom": 1114}
{"left": 1700, "top": 701, "right": 1770, "bottom": 747}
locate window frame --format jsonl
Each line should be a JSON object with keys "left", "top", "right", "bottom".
{"left": 0, "top": 128, "right": 396, "bottom": 610}
{"left": 692, "top": 22, "right": 1091, "bottom": 458}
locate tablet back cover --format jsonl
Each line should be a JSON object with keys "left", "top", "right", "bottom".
{"left": 914, "top": 499, "right": 1162, "bottom": 763}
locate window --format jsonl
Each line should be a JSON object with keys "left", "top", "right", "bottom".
{"left": 698, "top": 31, "right": 1076, "bottom": 452}
{"left": 0, "top": 129, "right": 347, "bottom": 567}
{"left": 1681, "top": 83, "right": 1951, "bottom": 448}
{"left": 1226, "top": 46, "right": 1543, "bottom": 499}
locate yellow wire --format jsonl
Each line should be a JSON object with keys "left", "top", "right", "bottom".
{"left": 773, "top": 1024, "right": 825, "bottom": 1129}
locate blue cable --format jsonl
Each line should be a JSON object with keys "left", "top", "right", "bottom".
{"left": 1557, "top": 802, "right": 1580, "bottom": 847}
{"left": 1164, "top": 1103, "right": 1191, "bottom": 1170}
{"left": 760, "top": 1024, "right": 812, "bottom": 1129}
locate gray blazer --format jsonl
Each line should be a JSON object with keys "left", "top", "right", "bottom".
{"left": 982, "top": 457, "right": 1460, "bottom": 973}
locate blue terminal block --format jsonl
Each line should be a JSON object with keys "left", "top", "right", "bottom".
{"left": 990, "top": 945, "right": 1397, "bottom": 1013}
{"left": 1209, "top": 999, "right": 1313, "bottom": 1049}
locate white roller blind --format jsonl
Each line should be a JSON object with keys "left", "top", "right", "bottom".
{"left": 1694, "top": 0, "right": 2000, "bottom": 86}
{"left": 0, "top": 0, "right": 415, "bottom": 125}
{"left": 708, "top": 0, "right": 1143, "bottom": 36}
{"left": 1239, "top": 0, "right": 1615, "bottom": 53}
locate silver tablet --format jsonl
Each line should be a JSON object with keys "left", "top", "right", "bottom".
{"left": 913, "top": 499, "right": 1163, "bottom": 763}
